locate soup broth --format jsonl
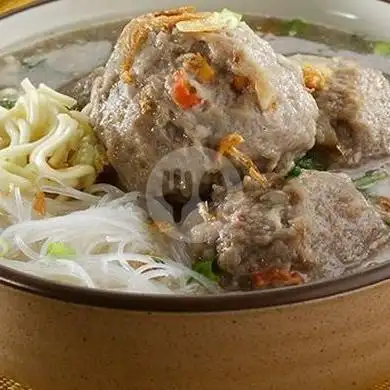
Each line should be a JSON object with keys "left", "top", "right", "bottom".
{"left": 0, "top": 9, "right": 389, "bottom": 294}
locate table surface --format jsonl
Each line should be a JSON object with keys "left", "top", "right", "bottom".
{"left": 0, "top": 1, "right": 390, "bottom": 389}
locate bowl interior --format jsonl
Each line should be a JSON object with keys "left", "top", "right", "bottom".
{"left": 1, "top": 0, "right": 390, "bottom": 52}
{"left": 0, "top": 0, "right": 390, "bottom": 311}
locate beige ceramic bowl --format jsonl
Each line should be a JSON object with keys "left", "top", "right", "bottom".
{"left": 1, "top": 1, "right": 390, "bottom": 389}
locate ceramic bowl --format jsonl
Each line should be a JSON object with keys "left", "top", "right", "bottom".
{"left": 1, "top": 1, "right": 390, "bottom": 389}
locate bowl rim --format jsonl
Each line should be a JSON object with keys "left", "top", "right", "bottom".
{"left": 2, "top": 259, "right": 390, "bottom": 312}
{"left": 1, "top": 0, "right": 390, "bottom": 313}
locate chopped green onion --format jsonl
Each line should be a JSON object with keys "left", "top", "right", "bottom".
{"left": 353, "top": 170, "right": 389, "bottom": 191}
{"left": 46, "top": 242, "right": 76, "bottom": 258}
{"left": 286, "top": 153, "right": 327, "bottom": 178}
{"left": 295, "top": 154, "right": 327, "bottom": 171}
{"left": 192, "top": 258, "right": 220, "bottom": 282}
{"left": 287, "top": 165, "right": 302, "bottom": 178}
{"left": 151, "top": 256, "right": 165, "bottom": 264}
{"left": 282, "top": 19, "right": 308, "bottom": 37}
{"left": 374, "top": 41, "right": 390, "bottom": 57}
{"left": 0, "top": 98, "right": 16, "bottom": 110}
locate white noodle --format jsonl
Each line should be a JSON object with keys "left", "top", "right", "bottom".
{"left": 14, "top": 235, "right": 40, "bottom": 262}
{"left": 88, "top": 183, "right": 125, "bottom": 197}
{"left": 40, "top": 184, "right": 99, "bottom": 204}
{"left": 0, "top": 187, "right": 220, "bottom": 295}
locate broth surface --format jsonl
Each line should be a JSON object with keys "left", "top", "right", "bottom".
{"left": 0, "top": 16, "right": 389, "bottom": 92}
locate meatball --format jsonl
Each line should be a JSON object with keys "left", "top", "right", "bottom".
{"left": 191, "top": 171, "right": 389, "bottom": 287}
{"left": 291, "top": 54, "right": 390, "bottom": 167}
{"left": 87, "top": 8, "right": 318, "bottom": 193}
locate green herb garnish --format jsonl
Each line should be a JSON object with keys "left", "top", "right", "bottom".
{"left": 46, "top": 242, "right": 76, "bottom": 258}
{"left": 374, "top": 41, "right": 390, "bottom": 57}
{"left": 0, "top": 98, "right": 16, "bottom": 110}
{"left": 282, "top": 19, "right": 308, "bottom": 36}
{"left": 151, "top": 256, "right": 165, "bottom": 264}
{"left": 353, "top": 170, "right": 389, "bottom": 191}
{"left": 286, "top": 152, "right": 328, "bottom": 179}
{"left": 295, "top": 154, "right": 327, "bottom": 171}
{"left": 192, "top": 258, "right": 220, "bottom": 282}
{"left": 286, "top": 165, "right": 302, "bottom": 178}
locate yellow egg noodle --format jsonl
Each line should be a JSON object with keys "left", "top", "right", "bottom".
{"left": 0, "top": 78, "right": 105, "bottom": 192}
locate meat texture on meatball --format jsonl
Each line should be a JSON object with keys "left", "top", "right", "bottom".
{"left": 191, "top": 171, "right": 389, "bottom": 289}
{"left": 87, "top": 7, "right": 318, "bottom": 192}
{"left": 291, "top": 54, "right": 390, "bottom": 167}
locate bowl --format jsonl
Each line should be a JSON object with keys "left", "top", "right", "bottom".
{"left": 1, "top": 1, "right": 390, "bottom": 389}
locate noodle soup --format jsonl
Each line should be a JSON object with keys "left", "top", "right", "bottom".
{"left": 0, "top": 8, "right": 390, "bottom": 294}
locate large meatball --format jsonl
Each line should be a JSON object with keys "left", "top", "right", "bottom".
{"left": 291, "top": 54, "right": 390, "bottom": 167}
{"left": 87, "top": 7, "right": 318, "bottom": 192}
{"left": 191, "top": 171, "right": 389, "bottom": 288}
